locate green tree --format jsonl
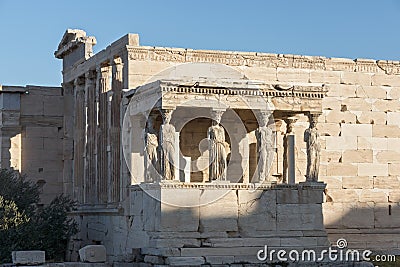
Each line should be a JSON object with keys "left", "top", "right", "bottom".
{"left": 0, "top": 169, "right": 40, "bottom": 214}
{"left": 0, "top": 169, "right": 78, "bottom": 263}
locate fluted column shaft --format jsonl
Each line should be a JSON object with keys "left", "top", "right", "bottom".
{"left": 73, "top": 76, "right": 86, "bottom": 203}
{"left": 110, "top": 60, "right": 123, "bottom": 202}
{"left": 84, "top": 70, "right": 97, "bottom": 204}
{"left": 97, "top": 66, "right": 111, "bottom": 203}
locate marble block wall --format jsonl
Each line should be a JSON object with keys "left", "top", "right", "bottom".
{"left": 69, "top": 184, "right": 327, "bottom": 264}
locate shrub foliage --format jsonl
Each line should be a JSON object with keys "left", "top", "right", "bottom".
{"left": 0, "top": 169, "right": 78, "bottom": 263}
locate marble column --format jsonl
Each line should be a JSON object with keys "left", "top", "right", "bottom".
{"left": 110, "top": 58, "right": 123, "bottom": 202}
{"left": 283, "top": 117, "right": 297, "bottom": 184}
{"left": 208, "top": 109, "right": 228, "bottom": 181}
{"left": 73, "top": 76, "right": 85, "bottom": 203}
{"left": 84, "top": 70, "right": 97, "bottom": 204}
{"left": 159, "top": 108, "right": 178, "bottom": 181}
{"left": 304, "top": 112, "right": 321, "bottom": 182}
{"left": 255, "top": 111, "right": 273, "bottom": 182}
{"left": 97, "top": 65, "right": 111, "bottom": 203}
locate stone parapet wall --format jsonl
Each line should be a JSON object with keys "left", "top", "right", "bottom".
{"left": 70, "top": 184, "right": 328, "bottom": 264}
{"left": 0, "top": 85, "right": 63, "bottom": 204}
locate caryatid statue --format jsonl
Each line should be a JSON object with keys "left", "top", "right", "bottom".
{"left": 255, "top": 111, "right": 273, "bottom": 182}
{"left": 144, "top": 116, "right": 159, "bottom": 182}
{"left": 160, "top": 109, "right": 176, "bottom": 180}
{"left": 304, "top": 113, "right": 321, "bottom": 182}
{"left": 208, "top": 110, "right": 228, "bottom": 181}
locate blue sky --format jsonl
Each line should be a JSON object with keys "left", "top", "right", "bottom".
{"left": 0, "top": 0, "right": 399, "bottom": 86}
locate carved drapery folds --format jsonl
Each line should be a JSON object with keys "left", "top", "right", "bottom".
{"left": 160, "top": 109, "right": 176, "bottom": 180}
{"left": 208, "top": 109, "right": 228, "bottom": 181}
{"left": 74, "top": 74, "right": 326, "bottom": 192}
{"left": 255, "top": 111, "right": 273, "bottom": 182}
{"left": 304, "top": 112, "right": 321, "bottom": 182}
{"left": 144, "top": 115, "right": 159, "bottom": 182}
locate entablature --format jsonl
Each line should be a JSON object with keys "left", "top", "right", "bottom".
{"left": 124, "top": 79, "right": 327, "bottom": 114}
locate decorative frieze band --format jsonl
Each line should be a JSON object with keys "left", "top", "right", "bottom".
{"left": 159, "top": 84, "right": 327, "bottom": 99}
{"left": 127, "top": 46, "right": 400, "bottom": 75}
{"left": 127, "top": 82, "right": 327, "bottom": 106}
{"left": 130, "top": 182, "right": 326, "bottom": 190}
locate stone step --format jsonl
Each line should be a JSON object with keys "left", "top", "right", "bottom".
{"left": 12, "top": 251, "right": 45, "bottom": 265}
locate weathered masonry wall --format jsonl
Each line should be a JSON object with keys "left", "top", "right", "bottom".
{"left": 0, "top": 85, "right": 64, "bottom": 204}
{"left": 124, "top": 50, "right": 400, "bottom": 251}
{"left": 57, "top": 29, "right": 400, "bottom": 258}
{"left": 70, "top": 184, "right": 327, "bottom": 263}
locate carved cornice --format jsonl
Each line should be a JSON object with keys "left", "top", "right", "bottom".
{"left": 159, "top": 83, "right": 327, "bottom": 99}
{"left": 55, "top": 29, "right": 96, "bottom": 59}
{"left": 377, "top": 60, "right": 400, "bottom": 75}
{"left": 127, "top": 81, "right": 327, "bottom": 103}
{"left": 127, "top": 46, "right": 400, "bottom": 74}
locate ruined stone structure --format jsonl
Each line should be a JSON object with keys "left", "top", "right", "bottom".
{"left": 2, "top": 28, "right": 400, "bottom": 265}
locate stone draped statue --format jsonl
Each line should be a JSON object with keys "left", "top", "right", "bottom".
{"left": 255, "top": 124, "right": 273, "bottom": 182}
{"left": 304, "top": 113, "right": 321, "bottom": 182}
{"left": 160, "top": 110, "right": 176, "bottom": 180}
{"left": 208, "top": 111, "right": 227, "bottom": 181}
{"left": 144, "top": 118, "right": 159, "bottom": 182}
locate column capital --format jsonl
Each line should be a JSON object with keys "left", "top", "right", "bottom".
{"left": 96, "top": 65, "right": 111, "bottom": 77}
{"left": 85, "top": 69, "right": 97, "bottom": 80}
{"left": 74, "top": 76, "right": 85, "bottom": 87}
{"left": 159, "top": 108, "right": 175, "bottom": 124}
{"left": 307, "top": 112, "right": 321, "bottom": 128}
{"left": 112, "top": 57, "right": 123, "bottom": 73}
{"left": 284, "top": 117, "right": 298, "bottom": 134}
{"left": 111, "top": 58, "right": 123, "bottom": 84}
{"left": 307, "top": 111, "right": 322, "bottom": 118}
{"left": 112, "top": 57, "right": 123, "bottom": 66}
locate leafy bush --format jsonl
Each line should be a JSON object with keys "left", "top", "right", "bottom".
{"left": 0, "top": 169, "right": 78, "bottom": 263}
{"left": 0, "top": 195, "right": 30, "bottom": 230}
{"left": 0, "top": 169, "right": 40, "bottom": 214}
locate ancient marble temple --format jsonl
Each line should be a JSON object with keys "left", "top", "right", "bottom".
{"left": 53, "top": 29, "right": 331, "bottom": 263}
{"left": 2, "top": 28, "right": 400, "bottom": 265}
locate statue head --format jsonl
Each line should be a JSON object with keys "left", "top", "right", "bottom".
{"left": 308, "top": 113, "right": 320, "bottom": 128}
{"left": 211, "top": 109, "right": 224, "bottom": 126}
{"left": 257, "top": 110, "right": 272, "bottom": 127}
{"left": 161, "top": 109, "right": 173, "bottom": 124}
{"left": 146, "top": 115, "right": 155, "bottom": 131}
